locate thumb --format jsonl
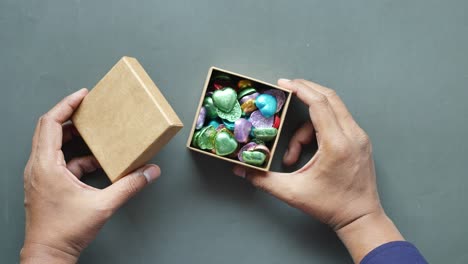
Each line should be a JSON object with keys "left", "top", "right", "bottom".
{"left": 102, "top": 165, "right": 161, "bottom": 210}
{"left": 233, "top": 165, "right": 294, "bottom": 202}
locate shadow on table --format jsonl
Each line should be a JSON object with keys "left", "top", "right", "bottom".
{"left": 62, "top": 136, "right": 111, "bottom": 188}
{"left": 186, "top": 100, "right": 348, "bottom": 262}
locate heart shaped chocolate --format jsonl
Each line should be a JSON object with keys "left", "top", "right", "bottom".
{"left": 264, "top": 89, "right": 286, "bottom": 113}
{"left": 197, "top": 126, "right": 217, "bottom": 150}
{"left": 213, "top": 74, "right": 232, "bottom": 90}
{"left": 234, "top": 118, "right": 252, "bottom": 143}
{"left": 237, "top": 79, "right": 253, "bottom": 90}
{"left": 242, "top": 150, "right": 267, "bottom": 166}
{"left": 253, "top": 127, "right": 278, "bottom": 142}
{"left": 196, "top": 107, "right": 206, "bottom": 129}
{"left": 255, "top": 94, "right": 277, "bottom": 118}
{"left": 214, "top": 131, "right": 238, "bottom": 156}
{"left": 212, "top": 87, "right": 237, "bottom": 113}
{"left": 237, "top": 88, "right": 257, "bottom": 100}
{"left": 238, "top": 142, "right": 257, "bottom": 161}
{"left": 216, "top": 101, "right": 241, "bottom": 122}
{"left": 203, "top": 97, "right": 218, "bottom": 119}
{"left": 240, "top": 99, "right": 257, "bottom": 115}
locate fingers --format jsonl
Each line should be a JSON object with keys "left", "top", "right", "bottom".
{"left": 296, "top": 79, "right": 357, "bottom": 131}
{"left": 62, "top": 122, "right": 80, "bottom": 144}
{"left": 46, "top": 88, "right": 88, "bottom": 123}
{"left": 37, "top": 88, "right": 88, "bottom": 154}
{"left": 101, "top": 165, "right": 161, "bottom": 210}
{"left": 233, "top": 166, "right": 294, "bottom": 202}
{"left": 29, "top": 115, "right": 43, "bottom": 158}
{"left": 66, "top": 156, "right": 101, "bottom": 179}
{"left": 277, "top": 79, "right": 344, "bottom": 143}
{"left": 283, "top": 122, "right": 315, "bottom": 166}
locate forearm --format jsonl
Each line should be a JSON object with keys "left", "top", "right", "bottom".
{"left": 336, "top": 209, "right": 404, "bottom": 263}
{"left": 20, "top": 243, "right": 78, "bottom": 264}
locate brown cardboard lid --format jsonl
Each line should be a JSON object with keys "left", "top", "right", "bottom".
{"left": 72, "top": 56, "right": 183, "bottom": 182}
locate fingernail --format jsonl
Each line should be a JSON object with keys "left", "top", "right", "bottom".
{"left": 233, "top": 166, "right": 246, "bottom": 178}
{"left": 76, "top": 88, "right": 88, "bottom": 94}
{"left": 278, "top": 78, "right": 291, "bottom": 82}
{"left": 143, "top": 166, "right": 160, "bottom": 183}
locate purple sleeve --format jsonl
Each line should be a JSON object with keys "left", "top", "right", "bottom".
{"left": 360, "top": 241, "right": 428, "bottom": 264}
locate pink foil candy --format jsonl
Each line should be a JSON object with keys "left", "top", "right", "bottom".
{"left": 234, "top": 118, "right": 252, "bottom": 143}
{"left": 264, "top": 89, "right": 286, "bottom": 113}
{"left": 249, "top": 110, "right": 274, "bottom": 128}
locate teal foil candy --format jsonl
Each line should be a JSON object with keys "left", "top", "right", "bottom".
{"left": 222, "top": 120, "right": 235, "bottom": 131}
{"left": 255, "top": 94, "right": 277, "bottom": 118}
{"left": 208, "top": 119, "right": 221, "bottom": 129}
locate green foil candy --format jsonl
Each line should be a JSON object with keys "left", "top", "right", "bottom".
{"left": 203, "top": 97, "right": 218, "bottom": 119}
{"left": 242, "top": 151, "right": 267, "bottom": 166}
{"left": 197, "top": 126, "right": 217, "bottom": 150}
{"left": 216, "top": 101, "right": 242, "bottom": 122}
{"left": 253, "top": 127, "right": 278, "bottom": 142}
{"left": 192, "top": 130, "right": 202, "bottom": 148}
{"left": 251, "top": 138, "right": 265, "bottom": 145}
{"left": 237, "top": 88, "right": 256, "bottom": 100}
{"left": 212, "top": 87, "right": 237, "bottom": 112}
{"left": 214, "top": 131, "right": 238, "bottom": 156}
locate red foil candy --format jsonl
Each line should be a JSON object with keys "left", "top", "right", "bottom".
{"left": 273, "top": 115, "right": 280, "bottom": 129}
{"left": 212, "top": 75, "right": 232, "bottom": 90}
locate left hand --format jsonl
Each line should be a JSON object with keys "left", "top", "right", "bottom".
{"left": 21, "top": 88, "right": 161, "bottom": 263}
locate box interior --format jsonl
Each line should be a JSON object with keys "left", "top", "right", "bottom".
{"left": 187, "top": 67, "right": 292, "bottom": 171}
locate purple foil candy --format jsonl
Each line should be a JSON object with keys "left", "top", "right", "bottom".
{"left": 249, "top": 110, "right": 274, "bottom": 128}
{"left": 239, "top": 92, "right": 259, "bottom": 105}
{"left": 264, "top": 89, "right": 286, "bottom": 113}
{"left": 238, "top": 142, "right": 257, "bottom": 162}
{"left": 196, "top": 107, "right": 206, "bottom": 129}
{"left": 234, "top": 118, "right": 252, "bottom": 143}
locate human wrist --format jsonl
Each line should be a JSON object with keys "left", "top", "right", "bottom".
{"left": 20, "top": 242, "right": 79, "bottom": 264}
{"left": 335, "top": 209, "right": 404, "bottom": 263}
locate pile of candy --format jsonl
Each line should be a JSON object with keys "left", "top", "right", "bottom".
{"left": 191, "top": 74, "right": 286, "bottom": 167}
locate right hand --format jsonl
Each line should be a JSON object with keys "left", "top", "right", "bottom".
{"left": 233, "top": 79, "right": 403, "bottom": 263}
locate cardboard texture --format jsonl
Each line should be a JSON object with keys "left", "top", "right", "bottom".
{"left": 187, "top": 67, "right": 292, "bottom": 171}
{"left": 72, "top": 56, "right": 183, "bottom": 182}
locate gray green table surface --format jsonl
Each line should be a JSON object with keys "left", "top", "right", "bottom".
{"left": 1, "top": 1, "right": 467, "bottom": 263}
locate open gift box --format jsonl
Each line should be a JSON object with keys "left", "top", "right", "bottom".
{"left": 187, "top": 67, "right": 292, "bottom": 171}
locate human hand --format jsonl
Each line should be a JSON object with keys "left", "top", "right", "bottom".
{"left": 233, "top": 79, "right": 403, "bottom": 263}
{"left": 21, "top": 89, "right": 161, "bottom": 264}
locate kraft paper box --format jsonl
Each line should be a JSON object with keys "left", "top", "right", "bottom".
{"left": 72, "top": 56, "right": 183, "bottom": 182}
{"left": 187, "top": 67, "right": 292, "bottom": 171}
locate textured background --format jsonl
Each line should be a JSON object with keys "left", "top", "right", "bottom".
{"left": 1, "top": 0, "right": 467, "bottom": 263}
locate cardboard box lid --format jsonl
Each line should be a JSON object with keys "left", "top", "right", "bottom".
{"left": 72, "top": 56, "right": 183, "bottom": 182}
